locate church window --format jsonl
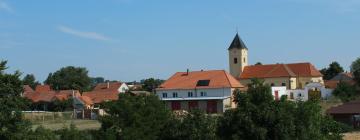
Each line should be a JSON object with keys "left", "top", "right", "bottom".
{"left": 244, "top": 58, "right": 246, "bottom": 63}
{"left": 234, "top": 58, "right": 238, "bottom": 64}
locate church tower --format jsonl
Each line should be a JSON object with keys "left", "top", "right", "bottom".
{"left": 228, "top": 33, "right": 248, "bottom": 78}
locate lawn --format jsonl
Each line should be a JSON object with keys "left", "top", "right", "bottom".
{"left": 32, "top": 119, "right": 101, "bottom": 130}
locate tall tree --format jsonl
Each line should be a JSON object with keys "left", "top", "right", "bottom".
{"left": 217, "top": 79, "right": 344, "bottom": 140}
{"left": 100, "top": 94, "right": 171, "bottom": 140}
{"left": 332, "top": 82, "right": 358, "bottom": 102}
{"left": 141, "top": 78, "right": 164, "bottom": 92}
{"left": 320, "top": 62, "right": 344, "bottom": 80}
{"left": 351, "top": 57, "right": 360, "bottom": 86}
{"left": 22, "top": 74, "right": 40, "bottom": 89}
{"left": 44, "top": 66, "right": 91, "bottom": 92}
{"left": 0, "top": 60, "right": 33, "bottom": 139}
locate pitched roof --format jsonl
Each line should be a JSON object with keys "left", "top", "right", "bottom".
{"left": 35, "top": 85, "right": 51, "bottom": 93}
{"left": 330, "top": 72, "right": 354, "bottom": 81}
{"left": 157, "top": 70, "right": 244, "bottom": 90}
{"left": 239, "top": 62, "right": 322, "bottom": 79}
{"left": 23, "top": 85, "right": 34, "bottom": 93}
{"left": 82, "top": 91, "right": 119, "bottom": 104}
{"left": 228, "top": 33, "right": 248, "bottom": 50}
{"left": 78, "top": 96, "right": 94, "bottom": 105}
{"left": 327, "top": 100, "right": 360, "bottom": 114}
{"left": 24, "top": 89, "right": 80, "bottom": 103}
{"left": 93, "top": 82, "right": 122, "bottom": 91}
{"left": 82, "top": 82, "right": 123, "bottom": 104}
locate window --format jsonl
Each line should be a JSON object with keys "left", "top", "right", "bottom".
{"left": 298, "top": 93, "right": 302, "bottom": 97}
{"left": 234, "top": 58, "right": 238, "bottom": 64}
{"left": 172, "top": 92, "right": 178, "bottom": 98}
{"left": 196, "top": 80, "right": 210, "bottom": 87}
{"left": 200, "top": 92, "right": 207, "bottom": 97}
{"left": 282, "top": 83, "right": 286, "bottom": 86}
{"left": 162, "top": 93, "right": 167, "bottom": 98}
{"left": 271, "top": 83, "right": 275, "bottom": 86}
{"left": 244, "top": 58, "right": 246, "bottom": 63}
{"left": 188, "top": 92, "right": 193, "bottom": 97}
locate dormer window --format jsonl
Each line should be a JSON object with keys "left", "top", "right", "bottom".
{"left": 234, "top": 58, "right": 238, "bottom": 64}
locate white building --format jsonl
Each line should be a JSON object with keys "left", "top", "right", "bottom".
{"left": 156, "top": 70, "right": 245, "bottom": 113}
{"left": 271, "top": 82, "right": 333, "bottom": 101}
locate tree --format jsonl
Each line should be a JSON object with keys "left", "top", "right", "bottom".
{"left": 22, "top": 74, "right": 40, "bottom": 89}
{"left": 44, "top": 66, "right": 91, "bottom": 92}
{"left": 217, "top": 79, "right": 344, "bottom": 140}
{"left": 255, "top": 62, "right": 262, "bottom": 65}
{"left": 320, "top": 62, "right": 344, "bottom": 80}
{"left": 141, "top": 78, "right": 164, "bottom": 92}
{"left": 160, "top": 110, "right": 218, "bottom": 140}
{"left": 91, "top": 77, "right": 105, "bottom": 86}
{"left": 0, "top": 60, "right": 34, "bottom": 139}
{"left": 351, "top": 57, "right": 360, "bottom": 86}
{"left": 332, "top": 82, "right": 358, "bottom": 102}
{"left": 100, "top": 94, "right": 171, "bottom": 140}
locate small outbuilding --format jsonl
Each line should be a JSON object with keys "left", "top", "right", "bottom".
{"left": 327, "top": 100, "right": 360, "bottom": 128}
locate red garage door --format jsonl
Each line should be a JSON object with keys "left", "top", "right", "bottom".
{"left": 188, "top": 101, "right": 198, "bottom": 110}
{"left": 171, "top": 101, "right": 181, "bottom": 110}
{"left": 207, "top": 100, "right": 217, "bottom": 113}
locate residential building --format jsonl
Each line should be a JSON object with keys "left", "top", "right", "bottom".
{"left": 23, "top": 85, "right": 81, "bottom": 110}
{"left": 228, "top": 33, "right": 324, "bottom": 89}
{"left": 327, "top": 100, "right": 360, "bottom": 128}
{"left": 156, "top": 70, "right": 244, "bottom": 113}
{"left": 271, "top": 82, "right": 333, "bottom": 101}
{"left": 325, "top": 72, "right": 356, "bottom": 89}
{"left": 82, "top": 82, "right": 129, "bottom": 105}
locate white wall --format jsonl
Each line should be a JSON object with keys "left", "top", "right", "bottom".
{"left": 156, "top": 88, "right": 232, "bottom": 100}
{"left": 271, "top": 87, "right": 287, "bottom": 99}
{"left": 118, "top": 83, "right": 129, "bottom": 93}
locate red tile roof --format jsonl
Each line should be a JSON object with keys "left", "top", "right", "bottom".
{"left": 24, "top": 87, "right": 80, "bottom": 103}
{"left": 239, "top": 62, "right": 322, "bottom": 79}
{"left": 93, "top": 82, "right": 122, "bottom": 91}
{"left": 82, "top": 82, "right": 123, "bottom": 104}
{"left": 35, "top": 85, "right": 51, "bottom": 93}
{"left": 78, "top": 96, "right": 94, "bottom": 105}
{"left": 157, "top": 70, "right": 244, "bottom": 90}
{"left": 23, "top": 85, "right": 34, "bottom": 93}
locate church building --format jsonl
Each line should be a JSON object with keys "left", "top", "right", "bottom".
{"left": 228, "top": 33, "right": 324, "bottom": 89}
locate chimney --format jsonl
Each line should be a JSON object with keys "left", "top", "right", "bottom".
{"left": 107, "top": 82, "right": 110, "bottom": 89}
{"left": 187, "top": 69, "right": 189, "bottom": 75}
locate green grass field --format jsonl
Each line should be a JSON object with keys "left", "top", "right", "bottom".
{"left": 32, "top": 119, "right": 101, "bottom": 130}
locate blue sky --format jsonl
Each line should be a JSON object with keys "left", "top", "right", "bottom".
{"left": 1, "top": 0, "right": 360, "bottom": 82}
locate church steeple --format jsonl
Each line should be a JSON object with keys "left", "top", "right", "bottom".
{"left": 228, "top": 33, "right": 248, "bottom": 50}
{"left": 228, "top": 33, "right": 248, "bottom": 78}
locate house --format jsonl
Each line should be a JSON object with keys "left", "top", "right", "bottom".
{"left": 82, "top": 82, "right": 129, "bottom": 105}
{"left": 325, "top": 72, "right": 356, "bottom": 89}
{"left": 23, "top": 85, "right": 81, "bottom": 110}
{"left": 156, "top": 70, "right": 244, "bottom": 113}
{"left": 327, "top": 100, "right": 360, "bottom": 128}
{"left": 271, "top": 82, "right": 333, "bottom": 101}
{"left": 228, "top": 33, "right": 324, "bottom": 90}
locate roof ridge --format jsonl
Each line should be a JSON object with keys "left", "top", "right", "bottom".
{"left": 264, "top": 64, "right": 281, "bottom": 77}
{"left": 223, "top": 70, "right": 233, "bottom": 87}
{"left": 283, "top": 64, "right": 296, "bottom": 77}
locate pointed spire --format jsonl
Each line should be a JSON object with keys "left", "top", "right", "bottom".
{"left": 228, "top": 33, "right": 248, "bottom": 50}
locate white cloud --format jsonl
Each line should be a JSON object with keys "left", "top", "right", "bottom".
{"left": 0, "top": 0, "right": 13, "bottom": 12}
{"left": 57, "top": 25, "right": 111, "bottom": 41}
